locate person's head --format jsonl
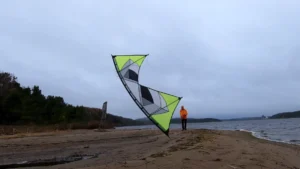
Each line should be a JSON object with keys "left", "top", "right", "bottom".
{"left": 181, "top": 105, "right": 184, "bottom": 110}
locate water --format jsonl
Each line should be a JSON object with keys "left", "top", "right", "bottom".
{"left": 117, "top": 118, "right": 300, "bottom": 145}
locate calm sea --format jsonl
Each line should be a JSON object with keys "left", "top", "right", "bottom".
{"left": 117, "top": 118, "right": 300, "bottom": 145}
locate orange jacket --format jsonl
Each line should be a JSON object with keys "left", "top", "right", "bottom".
{"left": 180, "top": 108, "right": 188, "bottom": 119}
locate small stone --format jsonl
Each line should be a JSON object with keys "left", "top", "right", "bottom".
{"left": 213, "top": 158, "right": 221, "bottom": 161}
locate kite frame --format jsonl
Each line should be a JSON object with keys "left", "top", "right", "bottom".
{"left": 111, "top": 54, "right": 182, "bottom": 137}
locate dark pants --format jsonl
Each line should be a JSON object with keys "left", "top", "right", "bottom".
{"left": 181, "top": 119, "right": 187, "bottom": 130}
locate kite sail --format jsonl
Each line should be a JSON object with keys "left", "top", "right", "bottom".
{"left": 112, "top": 54, "right": 182, "bottom": 137}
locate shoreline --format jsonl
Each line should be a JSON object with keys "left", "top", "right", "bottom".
{"left": 1, "top": 122, "right": 300, "bottom": 146}
{"left": 120, "top": 127, "right": 300, "bottom": 146}
{"left": 117, "top": 127, "right": 300, "bottom": 146}
{"left": 117, "top": 118, "right": 300, "bottom": 146}
{"left": 1, "top": 128, "right": 300, "bottom": 169}
{"left": 238, "top": 128, "right": 300, "bottom": 146}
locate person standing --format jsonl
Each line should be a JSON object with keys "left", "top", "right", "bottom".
{"left": 180, "top": 106, "right": 188, "bottom": 130}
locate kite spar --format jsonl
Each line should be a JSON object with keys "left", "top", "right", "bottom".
{"left": 112, "top": 54, "right": 182, "bottom": 137}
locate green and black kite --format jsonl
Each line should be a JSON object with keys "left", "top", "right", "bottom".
{"left": 112, "top": 54, "right": 182, "bottom": 137}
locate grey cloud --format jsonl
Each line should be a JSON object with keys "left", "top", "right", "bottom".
{"left": 1, "top": 0, "right": 300, "bottom": 119}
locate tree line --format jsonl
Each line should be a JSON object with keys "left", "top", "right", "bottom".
{"left": 0, "top": 71, "right": 143, "bottom": 126}
{"left": 0, "top": 71, "right": 90, "bottom": 125}
{"left": 270, "top": 111, "right": 300, "bottom": 119}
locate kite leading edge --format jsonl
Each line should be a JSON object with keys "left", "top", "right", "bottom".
{"left": 112, "top": 54, "right": 182, "bottom": 137}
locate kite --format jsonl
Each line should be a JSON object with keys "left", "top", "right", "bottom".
{"left": 112, "top": 54, "right": 182, "bottom": 137}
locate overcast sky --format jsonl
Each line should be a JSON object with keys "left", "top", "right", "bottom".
{"left": 1, "top": 0, "right": 300, "bottom": 119}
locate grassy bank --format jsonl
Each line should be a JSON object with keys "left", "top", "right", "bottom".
{"left": 0, "top": 120, "right": 115, "bottom": 135}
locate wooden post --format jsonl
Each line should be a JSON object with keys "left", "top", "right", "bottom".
{"left": 99, "top": 101, "right": 107, "bottom": 129}
{"left": 0, "top": 83, "right": 3, "bottom": 96}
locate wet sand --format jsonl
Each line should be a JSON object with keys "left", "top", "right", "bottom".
{"left": 0, "top": 129, "right": 300, "bottom": 169}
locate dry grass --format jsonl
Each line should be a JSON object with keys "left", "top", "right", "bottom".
{"left": 0, "top": 120, "right": 115, "bottom": 136}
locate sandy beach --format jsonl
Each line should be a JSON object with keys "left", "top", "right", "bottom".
{"left": 0, "top": 128, "right": 300, "bottom": 169}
